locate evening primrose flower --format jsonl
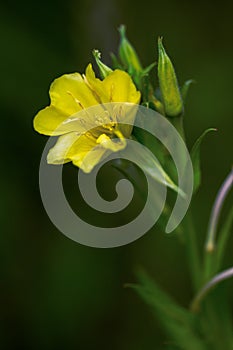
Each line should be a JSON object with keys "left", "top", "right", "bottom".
{"left": 34, "top": 64, "right": 141, "bottom": 172}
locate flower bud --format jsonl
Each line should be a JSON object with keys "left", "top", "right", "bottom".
{"left": 158, "top": 38, "right": 183, "bottom": 117}
{"left": 92, "top": 49, "right": 113, "bottom": 78}
{"left": 118, "top": 25, "right": 142, "bottom": 73}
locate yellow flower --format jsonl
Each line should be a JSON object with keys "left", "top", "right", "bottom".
{"left": 34, "top": 64, "right": 141, "bottom": 172}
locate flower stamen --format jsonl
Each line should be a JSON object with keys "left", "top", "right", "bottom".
{"left": 67, "top": 91, "right": 85, "bottom": 110}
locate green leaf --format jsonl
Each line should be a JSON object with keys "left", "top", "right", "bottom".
{"left": 141, "top": 62, "right": 156, "bottom": 76}
{"left": 128, "top": 138, "right": 185, "bottom": 197}
{"left": 200, "top": 289, "right": 233, "bottom": 349}
{"left": 110, "top": 52, "right": 124, "bottom": 70}
{"left": 132, "top": 125, "right": 165, "bottom": 166}
{"left": 126, "top": 269, "right": 206, "bottom": 350}
{"left": 92, "top": 49, "right": 113, "bottom": 78}
{"left": 190, "top": 128, "right": 217, "bottom": 193}
{"left": 181, "top": 79, "right": 195, "bottom": 103}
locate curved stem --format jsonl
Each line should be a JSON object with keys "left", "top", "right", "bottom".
{"left": 191, "top": 266, "right": 233, "bottom": 312}
{"left": 205, "top": 168, "right": 233, "bottom": 252}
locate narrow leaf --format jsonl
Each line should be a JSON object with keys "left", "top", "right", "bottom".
{"left": 190, "top": 128, "right": 217, "bottom": 193}
{"left": 92, "top": 49, "right": 113, "bottom": 78}
{"left": 141, "top": 62, "right": 156, "bottom": 76}
{"left": 127, "top": 140, "right": 185, "bottom": 197}
{"left": 181, "top": 79, "right": 195, "bottom": 103}
{"left": 110, "top": 52, "right": 124, "bottom": 70}
{"left": 127, "top": 269, "right": 206, "bottom": 350}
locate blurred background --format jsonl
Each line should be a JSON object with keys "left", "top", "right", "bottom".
{"left": 1, "top": 0, "right": 233, "bottom": 349}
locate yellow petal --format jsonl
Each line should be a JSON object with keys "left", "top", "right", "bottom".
{"left": 47, "top": 132, "right": 80, "bottom": 163}
{"left": 103, "top": 69, "right": 141, "bottom": 103}
{"left": 54, "top": 104, "right": 107, "bottom": 135}
{"left": 69, "top": 134, "right": 110, "bottom": 173}
{"left": 34, "top": 72, "right": 101, "bottom": 136}
{"left": 96, "top": 132, "right": 126, "bottom": 152}
{"left": 50, "top": 73, "right": 99, "bottom": 114}
{"left": 79, "top": 131, "right": 127, "bottom": 173}
{"left": 84, "top": 64, "right": 110, "bottom": 103}
{"left": 47, "top": 132, "right": 110, "bottom": 173}
{"left": 73, "top": 145, "right": 110, "bottom": 173}
{"left": 85, "top": 64, "right": 141, "bottom": 104}
{"left": 34, "top": 106, "right": 70, "bottom": 136}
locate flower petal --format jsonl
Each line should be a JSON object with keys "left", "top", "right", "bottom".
{"left": 73, "top": 145, "right": 110, "bottom": 173}
{"left": 50, "top": 73, "right": 99, "bottom": 114}
{"left": 85, "top": 64, "right": 141, "bottom": 104}
{"left": 69, "top": 134, "right": 110, "bottom": 173}
{"left": 103, "top": 69, "right": 141, "bottom": 103}
{"left": 54, "top": 103, "right": 108, "bottom": 135}
{"left": 84, "top": 64, "right": 110, "bottom": 103}
{"left": 47, "top": 132, "right": 110, "bottom": 173}
{"left": 96, "top": 132, "right": 126, "bottom": 152}
{"left": 34, "top": 106, "right": 70, "bottom": 136}
{"left": 34, "top": 72, "right": 101, "bottom": 136}
{"left": 47, "top": 132, "right": 80, "bottom": 163}
{"left": 78, "top": 131, "right": 127, "bottom": 173}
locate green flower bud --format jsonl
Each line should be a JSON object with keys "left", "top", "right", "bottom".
{"left": 158, "top": 38, "right": 183, "bottom": 117}
{"left": 92, "top": 49, "right": 113, "bottom": 78}
{"left": 118, "top": 25, "right": 142, "bottom": 73}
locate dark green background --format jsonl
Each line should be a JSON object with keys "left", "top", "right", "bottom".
{"left": 1, "top": 0, "right": 233, "bottom": 349}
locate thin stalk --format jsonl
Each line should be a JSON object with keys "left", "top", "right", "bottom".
{"left": 191, "top": 266, "right": 233, "bottom": 312}
{"left": 205, "top": 168, "right": 233, "bottom": 252}
{"left": 203, "top": 168, "right": 233, "bottom": 282}
{"left": 184, "top": 211, "right": 202, "bottom": 291}
{"left": 170, "top": 116, "right": 186, "bottom": 142}
{"left": 215, "top": 208, "right": 233, "bottom": 271}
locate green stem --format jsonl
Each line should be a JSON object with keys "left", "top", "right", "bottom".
{"left": 183, "top": 210, "right": 201, "bottom": 292}
{"left": 170, "top": 116, "right": 186, "bottom": 142}
{"left": 169, "top": 116, "right": 200, "bottom": 290}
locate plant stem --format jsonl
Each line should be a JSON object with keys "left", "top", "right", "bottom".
{"left": 203, "top": 168, "right": 233, "bottom": 282}
{"left": 183, "top": 210, "right": 201, "bottom": 292}
{"left": 191, "top": 266, "right": 233, "bottom": 312}
{"left": 170, "top": 116, "right": 186, "bottom": 142}
{"left": 205, "top": 168, "right": 233, "bottom": 252}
